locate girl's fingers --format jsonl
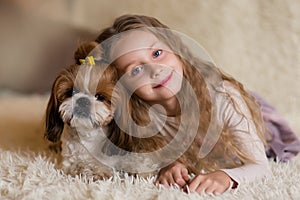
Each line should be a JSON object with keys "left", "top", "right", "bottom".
{"left": 195, "top": 179, "right": 212, "bottom": 194}
{"left": 161, "top": 179, "right": 171, "bottom": 187}
{"left": 204, "top": 187, "right": 226, "bottom": 196}
{"left": 188, "top": 175, "right": 203, "bottom": 192}
{"left": 194, "top": 180, "right": 227, "bottom": 195}
{"left": 173, "top": 171, "right": 187, "bottom": 187}
{"left": 168, "top": 174, "right": 176, "bottom": 186}
{"left": 203, "top": 185, "right": 218, "bottom": 196}
{"left": 212, "top": 187, "right": 226, "bottom": 196}
{"left": 156, "top": 173, "right": 175, "bottom": 187}
{"left": 181, "top": 168, "right": 190, "bottom": 182}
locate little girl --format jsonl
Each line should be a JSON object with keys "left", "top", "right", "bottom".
{"left": 86, "top": 15, "right": 299, "bottom": 195}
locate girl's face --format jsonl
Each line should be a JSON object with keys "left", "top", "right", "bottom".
{"left": 111, "top": 30, "right": 183, "bottom": 105}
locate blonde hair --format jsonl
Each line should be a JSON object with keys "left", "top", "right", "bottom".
{"left": 92, "top": 14, "right": 267, "bottom": 173}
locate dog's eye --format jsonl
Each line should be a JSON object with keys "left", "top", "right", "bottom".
{"left": 66, "top": 88, "right": 78, "bottom": 97}
{"left": 72, "top": 88, "right": 79, "bottom": 96}
{"left": 95, "top": 94, "right": 105, "bottom": 102}
{"left": 66, "top": 90, "right": 73, "bottom": 97}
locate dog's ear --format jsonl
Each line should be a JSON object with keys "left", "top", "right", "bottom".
{"left": 44, "top": 77, "right": 64, "bottom": 143}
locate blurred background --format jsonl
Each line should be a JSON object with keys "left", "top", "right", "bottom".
{"left": 0, "top": 0, "right": 299, "bottom": 136}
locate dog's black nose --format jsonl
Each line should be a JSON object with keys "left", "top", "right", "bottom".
{"left": 74, "top": 97, "right": 91, "bottom": 118}
{"left": 76, "top": 97, "right": 91, "bottom": 107}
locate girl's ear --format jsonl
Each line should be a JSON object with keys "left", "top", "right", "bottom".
{"left": 44, "top": 81, "right": 64, "bottom": 143}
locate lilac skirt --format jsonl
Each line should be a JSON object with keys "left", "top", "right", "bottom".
{"left": 251, "top": 92, "right": 300, "bottom": 162}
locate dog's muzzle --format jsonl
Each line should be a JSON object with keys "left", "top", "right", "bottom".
{"left": 73, "top": 97, "right": 91, "bottom": 118}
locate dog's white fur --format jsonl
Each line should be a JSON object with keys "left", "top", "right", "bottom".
{"left": 59, "top": 92, "right": 114, "bottom": 180}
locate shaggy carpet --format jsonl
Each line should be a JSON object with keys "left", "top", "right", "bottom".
{"left": 1, "top": 149, "right": 300, "bottom": 200}
{"left": 0, "top": 93, "right": 300, "bottom": 200}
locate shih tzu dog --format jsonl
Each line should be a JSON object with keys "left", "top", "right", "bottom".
{"left": 45, "top": 42, "right": 120, "bottom": 179}
{"left": 44, "top": 42, "right": 173, "bottom": 180}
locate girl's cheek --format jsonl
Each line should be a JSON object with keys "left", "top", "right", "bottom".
{"left": 127, "top": 78, "right": 147, "bottom": 91}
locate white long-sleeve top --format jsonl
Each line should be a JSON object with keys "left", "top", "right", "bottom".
{"left": 156, "top": 81, "right": 272, "bottom": 186}
{"left": 217, "top": 81, "right": 272, "bottom": 185}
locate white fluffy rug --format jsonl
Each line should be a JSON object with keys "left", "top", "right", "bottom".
{"left": 1, "top": 149, "right": 300, "bottom": 199}
{"left": 1, "top": 94, "right": 300, "bottom": 199}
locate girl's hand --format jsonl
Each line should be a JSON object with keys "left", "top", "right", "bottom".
{"left": 155, "top": 161, "right": 190, "bottom": 188}
{"left": 188, "top": 170, "right": 234, "bottom": 195}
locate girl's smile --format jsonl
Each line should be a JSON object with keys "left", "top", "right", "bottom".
{"left": 153, "top": 71, "right": 173, "bottom": 89}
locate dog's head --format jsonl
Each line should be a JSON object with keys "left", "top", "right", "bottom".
{"left": 45, "top": 42, "right": 118, "bottom": 142}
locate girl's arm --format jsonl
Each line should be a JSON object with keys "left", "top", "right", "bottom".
{"left": 187, "top": 82, "right": 272, "bottom": 194}
{"left": 217, "top": 81, "right": 272, "bottom": 186}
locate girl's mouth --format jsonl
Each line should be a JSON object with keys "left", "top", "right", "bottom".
{"left": 153, "top": 72, "right": 173, "bottom": 88}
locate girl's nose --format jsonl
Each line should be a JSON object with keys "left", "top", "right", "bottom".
{"left": 150, "top": 64, "right": 163, "bottom": 79}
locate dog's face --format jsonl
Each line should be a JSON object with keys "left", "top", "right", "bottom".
{"left": 45, "top": 63, "right": 118, "bottom": 142}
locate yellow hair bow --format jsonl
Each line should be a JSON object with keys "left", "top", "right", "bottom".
{"left": 79, "top": 56, "right": 95, "bottom": 66}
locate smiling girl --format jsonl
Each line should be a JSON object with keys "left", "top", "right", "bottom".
{"left": 75, "top": 14, "right": 299, "bottom": 195}
{"left": 92, "top": 15, "right": 272, "bottom": 195}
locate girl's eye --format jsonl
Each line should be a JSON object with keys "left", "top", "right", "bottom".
{"left": 95, "top": 94, "right": 105, "bottom": 102}
{"left": 131, "top": 66, "right": 143, "bottom": 76}
{"left": 152, "top": 50, "right": 162, "bottom": 58}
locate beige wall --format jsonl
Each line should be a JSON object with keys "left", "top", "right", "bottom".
{"left": 0, "top": 0, "right": 299, "bottom": 132}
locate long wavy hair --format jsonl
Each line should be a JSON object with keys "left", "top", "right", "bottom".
{"left": 81, "top": 14, "right": 268, "bottom": 173}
